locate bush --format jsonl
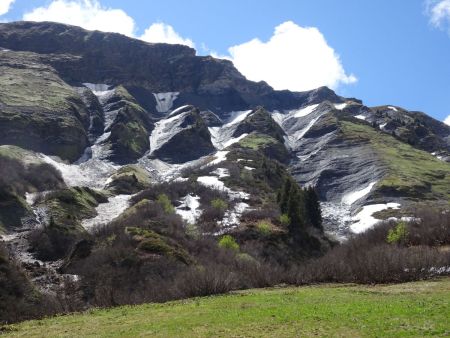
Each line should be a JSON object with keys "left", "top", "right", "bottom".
{"left": 387, "top": 222, "right": 409, "bottom": 244}
{"left": 211, "top": 198, "right": 228, "bottom": 211}
{"left": 257, "top": 221, "right": 271, "bottom": 236}
{"left": 279, "top": 214, "right": 291, "bottom": 227}
{"left": 218, "top": 235, "right": 239, "bottom": 251}
{"left": 157, "top": 194, "right": 174, "bottom": 214}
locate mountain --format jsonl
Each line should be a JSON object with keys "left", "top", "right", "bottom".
{"left": 0, "top": 21, "right": 449, "bottom": 313}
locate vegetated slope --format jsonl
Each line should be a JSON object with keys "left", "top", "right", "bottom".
{"left": 0, "top": 21, "right": 449, "bottom": 325}
{"left": 4, "top": 278, "right": 450, "bottom": 337}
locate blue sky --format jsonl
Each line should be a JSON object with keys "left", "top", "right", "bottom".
{"left": 1, "top": 0, "right": 450, "bottom": 123}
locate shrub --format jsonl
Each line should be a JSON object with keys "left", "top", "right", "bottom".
{"left": 257, "top": 221, "right": 271, "bottom": 236}
{"left": 279, "top": 214, "right": 291, "bottom": 227}
{"left": 218, "top": 235, "right": 239, "bottom": 251}
{"left": 387, "top": 222, "right": 409, "bottom": 244}
{"left": 211, "top": 198, "right": 228, "bottom": 211}
{"left": 157, "top": 194, "right": 174, "bottom": 214}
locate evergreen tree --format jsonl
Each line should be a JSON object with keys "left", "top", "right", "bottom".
{"left": 304, "top": 186, "right": 323, "bottom": 230}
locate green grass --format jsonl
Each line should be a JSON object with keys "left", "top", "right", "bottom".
{"left": 238, "top": 133, "right": 278, "bottom": 150}
{"left": 341, "top": 121, "right": 450, "bottom": 201}
{"left": 5, "top": 278, "right": 450, "bottom": 337}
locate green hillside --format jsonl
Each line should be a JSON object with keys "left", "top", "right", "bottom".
{"left": 4, "top": 278, "right": 450, "bottom": 337}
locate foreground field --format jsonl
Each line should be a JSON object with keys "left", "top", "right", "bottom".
{"left": 4, "top": 278, "right": 450, "bottom": 337}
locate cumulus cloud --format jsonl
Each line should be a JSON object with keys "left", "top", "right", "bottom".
{"left": 444, "top": 115, "right": 450, "bottom": 126}
{"left": 426, "top": 0, "right": 450, "bottom": 33}
{"left": 227, "top": 21, "right": 357, "bottom": 91}
{"left": 22, "top": 0, "right": 195, "bottom": 48}
{"left": 140, "top": 23, "right": 195, "bottom": 48}
{"left": 23, "top": 0, "right": 135, "bottom": 36}
{"left": 0, "top": 0, "right": 15, "bottom": 16}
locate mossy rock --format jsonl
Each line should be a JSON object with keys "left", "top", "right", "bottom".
{"left": 127, "top": 227, "right": 191, "bottom": 264}
{"left": 105, "top": 86, "right": 154, "bottom": 163}
{"left": 106, "top": 165, "right": 151, "bottom": 194}
{"left": 41, "top": 187, "right": 108, "bottom": 232}
{"left": 340, "top": 121, "right": 450, "bottom": 200}
{"left": 234, "top": 133, "right": 290, "bottom": 163}
{"left": 233, "top": 107, "right": 285, "bottom": 142}
{"left": 0, "top": 51, "right": 90, "bottom": 162}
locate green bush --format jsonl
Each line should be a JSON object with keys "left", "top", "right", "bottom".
{"left": 387, "top": 222, "right": 409, "bottom": 244}
{"left": 157, "top": 194, "right": 174, "bottom": 214}
{"left": 279, "top": 214, "right": 291, "bottom": 226}
{"left": 257, "top": 221, "right": 271, "bottom": 236}
{"left": 211, "top": 198, "right": 228, "bottom": 211}
{"left": 218, "top": 235, "right": 239, "bottom": 251}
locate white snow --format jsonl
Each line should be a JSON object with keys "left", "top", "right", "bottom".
{"left": 41, "top": 154, "right": 118, "bottom": 189}
{"left": 221, "top": 133, "right": 248, "bottom": 149}
{"left": 285, "top": 116, "right": 321, "bottom": 149}
{"left": 379, "top": 123, "right": 387, "bottom": 129}
{"left": 292, "top": 104, "right": 320, "bottom": 118}
{"left": 149, "top": 111, "right": 189, "bottom": 154}
{"left": 83, "top": 83, "right": 112, "bottom": 97}
{"left": 388, "top": 106, "right": 398, "bottom": 112}
{"left": 82, "top": 194, "right": 132, "bottom": 231}
{"left": 153, "top": 92, "right": 179, "bottom": 113}
{"left": 334, "top": 103, "right": 348, "bottom": 110}
{"left": 355, "top": 114, "right": 367, "bottom": 121}
{"left": 208, "top": 110, "right": 252, "bottom": 149}
{"left": 175, "top": 194, "right": 202, "bottom": 224}
{"left": 209, "top": 151, "right": 229, "bottom": 166}
{"left": 272, "top": 104, "right": 319, "bottom": 128}
{"left": 211, "top": 168, "right": 230, "bottom": 178}
{"left": 342, "top": 181, "right": 377, "bottom": 205}
{"left": 350, "top": 203, "right": 401, "bottom": 234}
{"left": 197, "top": 176, "right": 225, "bottom": 190}
{"left": 244, "top": 166, "right": 255, "bottom": 171}
{"left": 168, "top": 105, "right": 191, "bottom": 117}
{"left": 217, "top": 202, "right": 250, "bottom": 231}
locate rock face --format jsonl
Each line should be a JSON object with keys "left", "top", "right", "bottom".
{"left": 0, "top": 21, "right": 449, "bottom": 237}
{"left": 148, "top": 106, "right": 215, "bottom": 163}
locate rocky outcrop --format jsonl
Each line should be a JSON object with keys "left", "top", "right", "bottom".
{"left": 149, "top": 107, "right": 215, "bottom": 163}
{"left": 0, "top": 50, "right": 90, "bottom": 162}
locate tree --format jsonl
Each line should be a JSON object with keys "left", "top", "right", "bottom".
{"left": 304, "top": 186, "right": 323, "bottom": 230}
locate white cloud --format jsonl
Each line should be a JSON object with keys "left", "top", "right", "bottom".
{"left": 22, "top": 0, "right": 195, "bottom": 49}
{"left": 227, "top": 21, "right": 357, "bottom": 92}
{"left": 23, "top": 0, "right": 136, "bottom": 36}
{"left": 426, "top": 0, "right": 450, "bottom": 33}
{"left": 0, "top": 0, "right": 15, "bottom": 16}
{"left": 444, "top": 115, "right": 450, "bottom": 126}
{"left": 140, "top": 22, "right": 195, "bottom": 48}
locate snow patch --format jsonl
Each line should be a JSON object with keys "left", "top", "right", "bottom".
{"left": 334, "top": 103, "right": 348, "bottom": 110}
{"left": 244, "top": 166, "right": 255, "bottom": 171}
{"left": 208, "top": 110, "right": 252, "bottom": 149}
{"left": 355, "top": 114, "right": 367, "bottom": 121}
{"left": 149, "top": 111, "right": 189, "bottom": 154}
{"left": 222, "top": 133, "right": 248, "bottom": 149}
{"left": 41, "top": 154, "right": 118, "bottom": 189}
{"left": 388, "top": 106, "right": 398, "bottom": 112}
{"left": 211, "top": 168, "right": 230, "bottom": 178}
{"left": 350, "top": 203, "right": 401, "bottom": 234}
{"left": 342, "top": 181, "right": 377, "bottom": 205}
{"left": 209, "top": 151, "right": 229, "bottom": 166}
{"left": 379, "top": 123, "right": 387, "bottom": 129}
{"left": 82, "top": 194, "right": 132, "bottom": 231}
{"left": 83, "top": 83, "right": 112, "bottom": 97}
{"left": 292, "top": 104, "right": 320, "bottom": 118}
{"left": 153, "top": 92, "right": 179, "bottom": 113}
{"left": 176, "top": 194, "right": 202, "bottom": 224}
{"left": 168, "top": 105, "right": 191, "bottom": 117}
{"left": 197, "top": 176, "right": 225, "bottom": 190}
{"left": 216, "top": 202, "right": 250, "bottom": 232}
